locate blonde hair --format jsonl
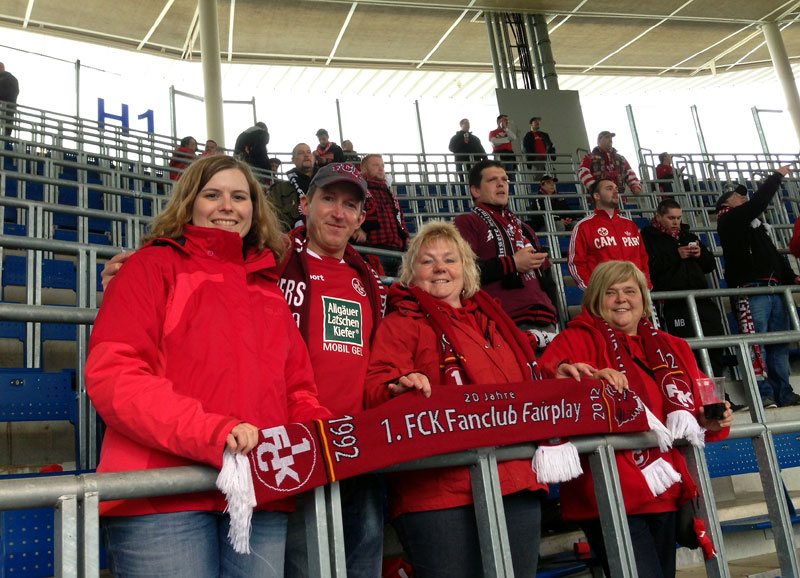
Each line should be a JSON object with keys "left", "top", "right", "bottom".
{"left": 582, "top": 260, "right": 652, "bottom": 319}
{"left": 399, "top": 220, "right": 480, "bottom": 298}
{"left": 143, "top": 155, "right": 286, "bottom": 261}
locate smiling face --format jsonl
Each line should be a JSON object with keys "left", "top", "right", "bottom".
{"left": 301, "top": 183, "right": 365, "bottom": 259}
{"left": 471, "top": 166, "right": 509, "bottom": 207}
{"left": 412, "top": 239, "right": 465, "bottom": 309}
{"left": 601, "top": 278, "right": 644, "bottom": 335}
{"left": 190, "top": 168, "right": 253, "bottom": 237}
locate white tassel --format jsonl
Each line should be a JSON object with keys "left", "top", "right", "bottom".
{"left": 666, "top": 410, "right": 706, "bottom": 448}
{"left": 644, "top": 405, "right": 673, "bottom": 452}
{"left": 641, "top": 457, "right": 682, "bottom": 496}
{"left": 532, "top": 441, "right": 583, "bottom": 483}
{"left": 216, "top": 450, "right": 257, "bottom": 554}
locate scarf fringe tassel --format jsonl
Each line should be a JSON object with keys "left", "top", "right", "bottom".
{"left": 642, "top": 457, "right": 682, "bottom": 496}
{"left": 644, "top": 406, "right": 674, "bottom": 452}
{"left": 217, "top": 450, "right": 257, "bottom": 554}
{"left": 666, "top": 410, "right": 706, "bottom": 448}
{"left": 532, "top": 441, "right": 583, "bottom": 483}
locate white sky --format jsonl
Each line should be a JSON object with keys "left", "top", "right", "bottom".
{"left": 2, "top": 26, "right": 799, "bottom": 165}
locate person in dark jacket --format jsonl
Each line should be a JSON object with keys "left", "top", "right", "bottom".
{"left": 0, "top": 62, "right": 19, "bottom": 137}
{"left": 642, "top": 199, "right": 730, "bottom": 379}
{"left": 448, "top": 118, "right": 487, "bottom": 182}
{"left": 716, "top": 165, "right": 800, "bottom": 408}
{"left": 522, "top": 116, "right": 555, "bottom": 180}
{"left": 234, "top": 122, "right": 270, "bottom": 175}
{"left": 314, "top": 129, "right": 345, "bottom": 167}
{"left": 529, "top": 175, "right": 574, "bottom": 232}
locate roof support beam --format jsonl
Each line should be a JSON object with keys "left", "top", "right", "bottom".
{"left": 227, "top": 0, "right": 236, "bottom": 62}
{"left": 416, "top": 0, "right": 476, "bottom": 69}
{"left": 137, "top": 0, "right": 175, "bottom": 51}
{"left": 22, "top": 0, "right": 34, "bottom": 28}
{"left": 326, "top": 2, "right": 358, "bottom": 66}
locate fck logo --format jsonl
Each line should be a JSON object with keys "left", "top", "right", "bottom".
{"left": 252, "top": 424, "right": 317, "bottom": 491}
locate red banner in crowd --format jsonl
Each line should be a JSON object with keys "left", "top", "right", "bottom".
{"left": 218, "top": 378, "right": 654, "bottom": 552}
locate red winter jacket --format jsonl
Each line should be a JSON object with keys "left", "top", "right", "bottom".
{"left": 568, "top": 209, "right": 651, "bottom": 290}
{"left": 365, "top": 285, "right": 547, "bottom": 519}
{"left": 86, "top": 225, "right": 329, "bottom": 516}
{"left": 538, "top": 309, "right": 729, "bottom": 521}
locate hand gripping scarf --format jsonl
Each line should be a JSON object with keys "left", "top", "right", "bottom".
{"left": 217, "top": 378, "right": 656, "bottom": 553}
{"left": 592, "top": 315, "right": 706, "bottom": 496}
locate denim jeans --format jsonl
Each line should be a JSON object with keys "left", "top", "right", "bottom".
{"left": 749, "top": 293, "right": 795, "bottom": 405}
{"left": 285, "top": 474, "right": 384, "bottom": 578}
{"left": 580, "top": 511, "right": 677, "bottom": 578}
{"left": 102, "top": 510, "right": 288, "bottom": 578}
{"left": 393, "top": 490, "right": 542, "bottom": 578}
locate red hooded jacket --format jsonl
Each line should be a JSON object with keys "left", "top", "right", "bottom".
{"left": 86, "top": 225, "right": 329, "bottom": 516}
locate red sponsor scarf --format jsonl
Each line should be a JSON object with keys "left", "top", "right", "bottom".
{"left": 650, "top": 216, "right": 680, "bottom": 240}
{"left": 734, "top": 296, "right": 768, "bottom": 378}
{"left": 218, "top": 379, "right": 652, "bottom": 553}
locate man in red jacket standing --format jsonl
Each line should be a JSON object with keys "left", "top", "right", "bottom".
{"left": 568, "top": 177, "right": 651, "bottom": 290}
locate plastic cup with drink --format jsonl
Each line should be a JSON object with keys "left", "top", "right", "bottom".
{"left": 696, "top": 376, "right": 726, "bottom": 420}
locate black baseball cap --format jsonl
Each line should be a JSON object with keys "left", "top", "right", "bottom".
{"left": 714, "top": 184, "right": 747, "bottom": 213}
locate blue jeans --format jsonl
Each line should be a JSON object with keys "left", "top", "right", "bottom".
{"left": 749, "top": 294, "right": 795, "bottom": 405}
{"left": 285, "top": 474, "right": 384, "bottom": 578}
{"left": 102, "top": 510, "right": 288, "bottom": 578}
{"left": 393, "top": 490, "right": 542, "bottom": 578}
{"left": 580, "top": 511, "right": 677, "bottom": 578}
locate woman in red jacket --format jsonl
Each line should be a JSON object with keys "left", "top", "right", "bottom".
{"left": 539, "top": 260, "right": 732, "bottom": 578}
{"left": 86, "top": 155, "right": 329, "bottom": 578}
{"left": 365, "top": 220, "right": 594, "bottom": 578}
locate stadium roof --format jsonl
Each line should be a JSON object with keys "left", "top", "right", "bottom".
{"left": 2, "top": 0, "right": 800, "bottom": 97}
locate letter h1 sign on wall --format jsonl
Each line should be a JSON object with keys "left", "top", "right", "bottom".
{"left": 98, "top": 98, "right": 155, "bottom": 134}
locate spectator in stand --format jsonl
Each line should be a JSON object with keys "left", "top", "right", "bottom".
{"left": 269, "top": 158, "right": 281, "bottom": 173}
{"left": 266, "top": 143, "right": 315, "bottom": 232}
{"left": 539, "top": 260, "right": 731, "bottom": 578}
{"left": 353, "top": 154, "right": 409, "bottom": 276}
{"left": 278, "top": 162, "right": 386, "bottom": 578}
{"left": 529, "top": 175, "right": 574, "bottom": 232}
{"left": 568, "top": 178, "right": 651, "bottom": 290}
{"left": 716, "top": 165, "right": 800, "bottom": 409}
{"left": 455, "top": 160, "right": 559, "bottom": 351}
{"left": 365, "top": 221, "right": 593, "bottom": 578}
{"left": 489, "top": 114, "right": 517, "bottom": 176}
{"left": 0, "top": 62, "right": 19, "bottom": 137}
{"left": 168, "top": 136, "right": 197, "bottom": 180}
{"left": 87, "top": 155, "right": 329, "bottom": 578}
{"left": 448, "top": 118, "right": 487, "bottom": 182}
{"left": 641, "top": 199, "right": 733, "bottom": 383}
{"left": 578, "top": 131, "right": 642, "bottom": 195}
{"left": 522, "top": 116, "right": 555, "bottom": 181}
{"left": 656, "top": 152, "right": 684, "bottom": 193}
{"left": 234, "top": 121, "right": 270, "bottom": 174}
{"left": 342, "top": 139, "right": 360, "bottom": 163}
{"left": 200, "top": 139, "right": 220, "bottom": 157}
{"left": 314, "top": 129, "right": 345, "bottom": 167}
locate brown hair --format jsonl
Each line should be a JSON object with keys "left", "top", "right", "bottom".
{"left": 143, "top": 155, "right": 285, "bottom": 261}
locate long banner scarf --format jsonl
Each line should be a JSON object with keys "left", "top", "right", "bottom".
{"left": 218, "top": 378, "right": 657, "bottom": 553}
{"left": 592, "top": 316, "right": 705, "bottom": 496}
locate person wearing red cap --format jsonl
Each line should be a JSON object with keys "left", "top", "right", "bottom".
{"left": 578, "top": 131, "right": 642, "bottom": 195}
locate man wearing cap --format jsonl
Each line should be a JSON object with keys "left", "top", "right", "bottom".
{"left": 578, "top": 131, "right": 642, "bottom": 195}
{"left": 522, "top": 116, "right": 555, "bottom": 181}
{"left": 101, "top": 163, "right": 388, "bottom": 578}
{"left": 267, "top": 143, "right": 315, "bottom": 231}
{"left": 279, "top": 162, "right": 387, "bottom": 578}
{"left": 529, "top": 175, "right": 574, "bottom": 232}
{"left": 314, "top": 128, "right": 345, "bottom": 168}
{"left": 489, "top": 113, "right": 517, "bottom": 176}
{"left": 717, "top": 165, "right": 800, "bottom": 409}
{"left": 568, "top": 177, "right": 650, "bottom": 290}
{"left": 449, "top": 118, "right": 487, "bottom": 182}
{"left": 454, "top": 160, "right": 559, "bottom": 350}
{"left": 352, "top": 154, "right": 410, "bottom": 276}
